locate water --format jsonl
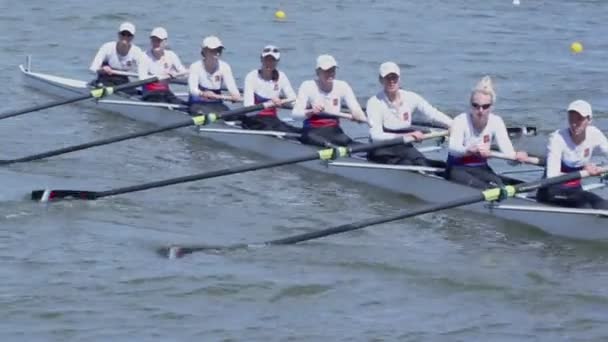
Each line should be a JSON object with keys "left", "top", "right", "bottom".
{"left": 1, "top": 0, "right": 608, "bottom": 340}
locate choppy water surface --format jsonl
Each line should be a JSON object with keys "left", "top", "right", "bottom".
{"left": 1, "top": 0, "right": 608, "bottom": 340}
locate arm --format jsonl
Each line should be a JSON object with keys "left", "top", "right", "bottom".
{"left": 221, "top": 63, "right": 241, "bottom": 99}
{"left": 137, "top": 53, "right": 151, "bottom": 80}
{"left": 188, "top": 62, "right": 201, "bottom": 96}
{"left": 545, "top": 132, "right": 563, "bottom": 178}
{"left": 493, "top": 116, "right": 516, "bottom": 156}
{"left": 413, "top": 93, "right": 453, "bottom": 128}
{"left": 242, "top": 71, "right": 255, "bottom": 107}
{"left": 280, "top": 72, "right": 297, "bottom": 100}
{"left": 341, "top": 82, "right": 366, "bottom": 121}
{"left": 171, "top": 52, "right": 188, "bottom": 75}
{"left": 447, "top": 115, "right": 468, "bottom": 156}
{"left": 367, "top": 96, "right": 400, "bottom": 141}
{"left": 291, "top": 81, "right": 310, "bottom": 119}
{"left": 89, "top": 43, "right": 108, "bottom": 74}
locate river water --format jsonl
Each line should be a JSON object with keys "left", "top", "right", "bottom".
{"left": 1, "top": 0, "right": 608, "bottom": 340}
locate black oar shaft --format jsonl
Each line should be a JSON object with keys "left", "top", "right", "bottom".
{"left": 2, "top": 103, "right": 267, "bottom": 165}
{"left": 95, "top": 137, "right": 405, "bottom": 198}
{"left": 165, "top": 167, "right": 601, "bottom": 258}
{"left": 0, "top": 77, "right": 159, "bottom": 120}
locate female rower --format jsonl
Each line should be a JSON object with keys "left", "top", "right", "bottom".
{"left": 242, "top": 45, "right": 300, "bottom": 133}
{"left": 446, "top": 76, "right": 528, "bottom": 188}
{"left": 292, "top": 54, "right": 367, "bottom": 147}
{"left": 366, "top": 61, "right": 452, "bottom": 166}
{"left": 138, "top": 27, "right": 187, "bottom": 104}
{"left": 89, "top": 22, "right": 143, "bottom": 88}
{"left": 537, "top": 100, "right": 608, "bottom": 209}
{"left": 187, "top": 36, "right": 242, "bottom": 116}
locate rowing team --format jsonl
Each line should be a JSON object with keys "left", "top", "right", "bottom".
{"left": 89, "top": 22, "right": 608, "bottom": 210}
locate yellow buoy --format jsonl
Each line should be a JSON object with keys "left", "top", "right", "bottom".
{"left": 570, "top": 41, "right": 583, "bottom": 54}
{"left": 275, "top": 10, "right": 286, "bottom": 20}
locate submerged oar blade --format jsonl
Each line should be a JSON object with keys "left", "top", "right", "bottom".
{"left": 31, "top": 189, "right": 98, "bottom": 202}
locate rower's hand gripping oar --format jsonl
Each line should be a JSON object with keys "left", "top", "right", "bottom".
{"left": 0, "top": 76, "right": 161, "bottom": 120}
{"left": 0, "top": 100, "right": 289, "bottom": 165}
{"left": 30, "top": 131, "right": 448, "bottom": 202}
{"left": 160, "top": 166, "right": 608, "bottom": 259}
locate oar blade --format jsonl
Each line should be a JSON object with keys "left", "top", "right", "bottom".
{"left": 31, "top": 189, "right": 98, "bottom": 202}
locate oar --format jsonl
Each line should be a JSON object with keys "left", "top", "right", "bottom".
{"left": 0, "top": 100, "right": 290, "bottom": 165}
{"left": 30, "top": 131, "right": 448, "bottom": 202}
{"left": 0, "top": 77, "right": 161, "bottom": 120}
{"left": 159, "top": 166, "right": 608, "bottom": 258}
{"left": 489, "top": 151, "right": 544, "bottom": 166}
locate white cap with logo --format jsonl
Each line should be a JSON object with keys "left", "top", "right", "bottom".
{"left": 150, "top": 27, "right": 168, "bottom": 40}
{"left": 261, "top": 45, "right": 280, "bottom": 60}
{"left": 379, "top": 61, "right": 400, "bottom": 77}
{"left": 316, "top": 54, "right": 338, "bottom": 70}
{"left": 202, "top": 36, "right": 224, "bottom": 49}
{"left": 567, "top": 99, "right": 592, "bottom": 118}
{"left": 119, "top": 22, "right": 136, "bottom": 35}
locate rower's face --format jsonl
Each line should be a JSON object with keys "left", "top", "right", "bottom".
{"left": 568, "top": 110, "right": 589, "bottom": 136}
{"left": 317, "top": 67, "right": 336, "bottom": 84}
{"left": 261, "top": 56, "right": 278, "bottom": 70}
{"left": 202, "top": 47, "right": 222, "bottom": 60}
{"left": 150, "top": 37, "right": 165, "bottom": 50}
{"left": 470, "top": 92, "right": 492, "bottom": 126}
{"left": 117, "top": 31, "right": 134, "bottom": 44}
{"left": 381, "top": 73, "right": 400, "bottom": 93}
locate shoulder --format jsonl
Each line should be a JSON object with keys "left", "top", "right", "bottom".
{"left": 587, "top": 125, "right": 605, "bottom": 137}
{"left": 453, "top": 112, "right": 468, "bottom": 122}
{"left": 367, "top": 91, "right": 383, "bottom": 104}
{"left": 401, "top": 89, "right": 422, "bottom": 101}
{"left": 99, "top": 41, "right": 115, "bottom": 51}
{"left": 488, "top": 113, "right": 506, "bottom": 126}
{"left": 165, "top": 50, "right": 179, "bottom": 59}
{"left": 189, "top": 60, "right": 202, "bottom": 70}
{"left": 219, "top": 60, "right": 232, "bottom": 71}
{"left": 299, "top": 79, "right": 315, "bottom": 89}
{"left": 548, "top": 128, "right": 567, "bottom": 144}
{"left": 131, "top": 44, "right": 143, "bottom": 54}
{"left": 277, "top": 70, "right": 290, "bottom": 80}
{"left": 334, "top": 80, "right": 353, "bottom": 92}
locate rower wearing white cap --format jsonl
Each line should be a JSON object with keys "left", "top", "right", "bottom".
{"left": 446, "top": 76, "right": 529, "bottom": 188}
{"left": 292, "top": 54, "right": 367, "bottom": 146}
{"left": 89, "top": 22, "right": 143, "bottom": 90}
{"left": 187, "top": 35, "right": 242, "bottom": 115}
{"left": 537, "top": 100, "right": 608, "bottom": 209}
{"left": 138, "top": 27, "right": 187, "bottom": 104}
{"left": 366, "top": 61, "right": 452, "bottom": 167}
{"left": 242, "top": 45, "right": 300, "bottom": 133}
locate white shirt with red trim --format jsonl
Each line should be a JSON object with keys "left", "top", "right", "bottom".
{"left": 545, "top": 126, "right": 608, "bottom": 178}
{"left": 138, "top": 49, "right": 186, "bottom": 79}
{"left": 367, "top": 89, "right": 452, "bottom": 141}
{"left": 243, "top": 69, "right": 296, "bottom": 106}
{"left": 187, "top": 60, "right": 240, "bottom": 97}
{"left": 89, "top": 41, "right": 143, "bottom": 73}
{"left": 291, "top": 80, "right": 363, "bottom": 118}
{"left": 448, "top": 112, "right": 515, "bottom": 165}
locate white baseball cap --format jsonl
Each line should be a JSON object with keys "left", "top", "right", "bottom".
{"left": 567, "top": 99, "right": 592, "bottom": 118}
{"left": 202, "top": 36, "right": 224, "bottom": 49}
{"left": 316, "top": 54, "right": 338, "bottom": 70}
{"left": 150, "top": 27, "right": 168, "bottom": 40}
{"left": 119, "top": 22, "right": 135, "bottom": 35}
{"left": 379, "top": 61, "right": 400, "bottom": 77}
{"left": 261, "top": 45, "right": 280, "bottom": 60}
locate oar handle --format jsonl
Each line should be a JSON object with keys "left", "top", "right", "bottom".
{"left": 489, "top": 151, "right": 542, "bottom": 165}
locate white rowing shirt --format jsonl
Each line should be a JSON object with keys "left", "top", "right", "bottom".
{"left": 292, "top": 80, "right": 363, "bottom": 128}
{"left": 243, "top": 69, "right": 296, "bottom": 116}
{"left": 89, "top": 41, "right": 143, "bottom": 74}
{"left": 367, "top": 89, "right": 452, "bottom": 141}
{"left": 448, "top": 112, "right": 515, "bottom": 166}
{"left": 545, "top": 126, "right": 608, "bottom": 182}
{"left": 138, "top": 49, "right": 187, "bottom": 92}
{"left": 188, "top": 60, "right": 240, "bottom": 103}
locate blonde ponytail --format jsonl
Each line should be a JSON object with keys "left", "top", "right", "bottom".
{"left": 471, "top": 75, "right": 496, "bottom": 103}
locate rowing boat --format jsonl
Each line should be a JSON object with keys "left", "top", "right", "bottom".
{"left": 19, "top": 62, "right": 608, "bottom": 241}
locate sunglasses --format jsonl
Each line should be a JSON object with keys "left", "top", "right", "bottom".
{"left": 471, "top": 102, "right": 492, "bottom": 110}
{"left": 263, "top": 47, "right": 279, "bottom": 53}
{"left": 119, "top": 31, "right": 134, "bottom": 37}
